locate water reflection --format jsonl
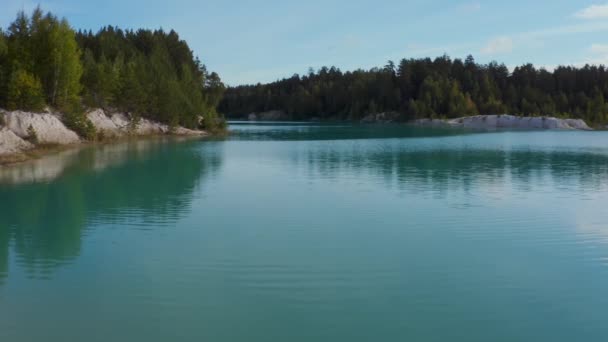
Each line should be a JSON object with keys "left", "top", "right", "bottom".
{"left": 0, "top": 138, "right": 222, "bottom": 283}
{"left": 299, "top": 147, "right": 608, "bottom": 194}
{"left": 229, "top": 122, "right": 467, "bottom": 141}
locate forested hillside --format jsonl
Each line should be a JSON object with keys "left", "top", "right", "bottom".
{"left": 0, "top": 7, "right": 225, "bottom": 137}
{"left": 219, "top": 56, "right": 608, "bottom": 125}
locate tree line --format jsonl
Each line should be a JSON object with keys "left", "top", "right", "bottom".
{"left": 219, "top": 56, "right": 608, "bottom": 125}
{"left": 0, "top": 7, "right": 225, "bottom": 138}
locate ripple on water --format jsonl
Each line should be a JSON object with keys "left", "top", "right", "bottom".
{"left": 1, "top": 126, "right": 608, "bottom": 341}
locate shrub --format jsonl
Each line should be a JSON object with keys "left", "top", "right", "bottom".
{"left": 127, "top": 113, "right": 141, "bottom": 135}
{"left": 199, "top": 111, "right": 228, "bottom": 133}
{"left": 26, "top": 124, "right": 38, "bottom": 144}
{"left": 62, "top": 111, "right": 96, "bottom": 141}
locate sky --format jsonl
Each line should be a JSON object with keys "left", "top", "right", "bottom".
{"left": 2, "top": 0, "right": 608, "bottom": 86}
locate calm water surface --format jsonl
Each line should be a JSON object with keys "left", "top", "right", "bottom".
{"left": 1, "top": 123, "right": 608, "bottom": 341}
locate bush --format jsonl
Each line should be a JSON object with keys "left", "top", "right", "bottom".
{"left": 26, "top": 124, "right": 38, "bottom": 144}
{"left": 62, "top": 111, "right": 96, "bottom": 141}
{"left": 199, "top": 111, "right": 228, "bottom": 133}
{"left": 127, "top": 113, "right": 141, "bottom": 135}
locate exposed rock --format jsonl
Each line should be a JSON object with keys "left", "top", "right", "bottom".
{"left": 0, "top": 128, "right": 33, "bottom": 156}
{"left": 246, "top": 110, "right": 289, "bottom": 121}
{"left": 5, "top": 111, "right": 80, "bottom": 144}
{"left": 361, "top": 112, "right": 401, "bottom": 123}
{"left": 86, "top": 109, "right": 207, "bottom": 137}
{"left": 109, "top": 113, "right": 131, "bottom": 130}
{"left": 134, "top": 117, "right": 170, "bottom": 135}
{"left": 172, "top": 126, "right": 208, "bottom": 136}
{"left": 0, "top": 108, "right": 208, "bottom": 164}
{"left": 87, "top": 109, "right": 124, "bottom": 136}
{"left": 564, "top": 119, "right": 591, "bottom": 130}
{"left": 412, "top": 115, "right": 591, "bottom": 131}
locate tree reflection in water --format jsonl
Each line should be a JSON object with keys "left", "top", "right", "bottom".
{"left": 0, "top": 138, "right": 223, "bottom": 284}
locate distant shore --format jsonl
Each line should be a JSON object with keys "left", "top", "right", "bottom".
{"left": 234, "top": 110, "right": 594, "bottom": 130}
{"left": 409, "top": 114, "right": 591, "bottom": 130}
{"left": 0, "top": 109, "right": 213, "bottom": 165}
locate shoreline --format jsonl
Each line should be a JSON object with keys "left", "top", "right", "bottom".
{"left": 0, "top": 134, "right": 216, "bottom": 166}
{"left": 0, "top": 109, "right": 221, "bottom": 166}
{"left": 231, "top": 112, "right": 595, "bottom": 130}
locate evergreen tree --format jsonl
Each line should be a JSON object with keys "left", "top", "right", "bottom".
{"left": 219, "top": 55, "right": 608, "bottom": 125}
{"left": 0, "top": 7, "right": 225, "bottom": 132}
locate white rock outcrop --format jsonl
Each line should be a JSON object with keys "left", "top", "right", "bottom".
{"left": 413, "top": 115, "right": 591, "bottom": 131}
{"left": 86, "top": 109, "right": 206, "bottom": 137}
{"left": 135, "top": 117, "right": 170, "bottom": 135}
{"left": 87, "top": 109, "right": 122, "bottom": 135}
{"left": 0, "top": 108, "right": 209, "bottom": 163}
{"left": 5, "top": 111, "right": 81, "bottom": 144}
{"left": 0, "top": 128, "right": 33, "bottom": 156}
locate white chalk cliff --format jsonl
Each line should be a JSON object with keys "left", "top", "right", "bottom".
{"left": 0, "top": 108, "right": 206, "bottom": 158}
{"left": 413, "top": 115, "right": 591, "bottom": 131}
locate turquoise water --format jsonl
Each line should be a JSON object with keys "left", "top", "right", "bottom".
{"left": 1, "top": 123, "right": 608, "bottom": 341}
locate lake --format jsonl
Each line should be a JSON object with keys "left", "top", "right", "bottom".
{"left": 1, "top": 123, "right": 608, "bottom": 341}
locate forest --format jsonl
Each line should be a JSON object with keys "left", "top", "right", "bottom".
{"left": 0, "top": 8, "right": 225, "bottom": 138}
{"left": 219, "top": 56, "right": 608, "bottom": 125}
{"left": 2, "top": 8, "right": 608, "bottom": 132}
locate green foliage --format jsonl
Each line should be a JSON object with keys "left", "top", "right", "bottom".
{"left": 199, "top": 110, "right": 227, "bottom": 133}
{"left": 6, "top": 7, "right": 83, "bottom": 111}
{"left": 26, "top": 124, "right": 38, "bottom": 144}
{"left": 62, "top": 110, "right": 96, "bottom": 141}
{"left": 0, "top": 7, "right": 225, "bottom": 135}
{"left": 76, "top": 27, "right": 224, "bottom": 129}
{"left": 220, "top": 56, "right": 608, "bottom": 125}
{"left": 6, "top": 68, "right": 46, "bottom": 111}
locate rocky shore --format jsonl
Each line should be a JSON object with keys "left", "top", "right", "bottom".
{"left": 411, "top": 115, "right": 592, "bottom": 131}
{"left": 0, "top": 109, "right": 207, "bottom": 163}
{"left": 246, "top": 110, "right": 290, "bottom": 121}
{"left": 241, "top": 111, "right": 593, "bottom": 131}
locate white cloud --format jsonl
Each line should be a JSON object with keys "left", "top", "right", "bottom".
{"left": 575, "top": 3, "right": 608, "bottom": 19}
{"left": 582, "top": 44, "right": 608, "bottom": 66}
{"left": 481, "top": 36, "right": 514, "bottom": 55}
{"left": 590, "top": 43, "right": 608, "bottom": 54}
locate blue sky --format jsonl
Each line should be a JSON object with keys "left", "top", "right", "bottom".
{"left": 2, "top": 0, "right": 608, "bottom": 85}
